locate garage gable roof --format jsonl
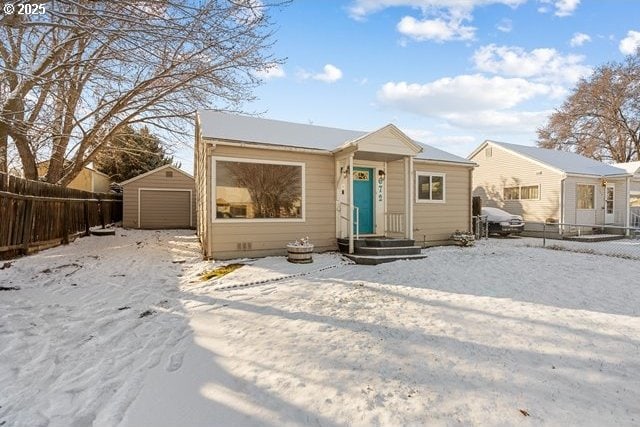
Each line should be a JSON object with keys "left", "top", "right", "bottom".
{"left": 120, "top": 164, "right": 193, "bottom": 186}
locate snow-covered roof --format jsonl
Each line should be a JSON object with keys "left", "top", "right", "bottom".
{"left": 613, "top": 161, "right": 640, "bottom": 175}
{"left": 483, "top": 141, "right": 630, "bottom": 177}
{"left": 198, "top": 111, "right": 473, "bottom": 165}
{"left": 120, "top": 164, "right": 193, "bottom": 186}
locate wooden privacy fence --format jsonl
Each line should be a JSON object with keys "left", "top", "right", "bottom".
{"left": 0, "top": 172, "right": 122, "bottom": 259}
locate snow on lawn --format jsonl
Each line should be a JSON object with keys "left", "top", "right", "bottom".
{"left": 2, "top": 232, "right": 640, "bottom": 426}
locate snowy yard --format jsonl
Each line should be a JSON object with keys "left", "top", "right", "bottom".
{"left": 1, "top": 230, "right": 639, "bottom": 426}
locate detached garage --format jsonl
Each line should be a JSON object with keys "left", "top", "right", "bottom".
{"left": 121, "top": 165, "right": 196, "bottom": 229}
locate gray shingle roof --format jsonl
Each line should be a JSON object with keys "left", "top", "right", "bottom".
{"left": 198, "top": 111, "right": 473, "bottom": 165}
{"left": 490, "top": 141, "right": 629, "bottom": 177}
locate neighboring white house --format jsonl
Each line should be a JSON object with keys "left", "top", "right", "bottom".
{"left": 468, "top": 140, "right": 633, "bottom": 228}
{"left": 613, "top": 161, "right": 640, "bottom": 227}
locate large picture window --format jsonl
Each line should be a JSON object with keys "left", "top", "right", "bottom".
{"left": 214, "top": 158, "right": 304, "bottom": 220}
{"left": 576, "top": 184, "right": 595, "bottom": 209}
{"left": 503, "top": 185, "right": 539, "bottom": 200}
{"left": 416, "top": 172, "right": 445, "bottom": 202}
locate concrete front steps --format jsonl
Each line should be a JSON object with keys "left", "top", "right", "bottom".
{"left": 337, "top": 237, "right": 427, "bottom": 265}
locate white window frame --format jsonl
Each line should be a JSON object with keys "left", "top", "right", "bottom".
{"left": 503, "top": 184, "right": 541, "bottom": 201}
{"left": 576, "top": 183, "right": 596, "bottom": 210}
{"left": 212, "top": 156, "right": 306, "bottom": 223}
{"left": 415, "top": 172, "right": 446, "bottom": 203}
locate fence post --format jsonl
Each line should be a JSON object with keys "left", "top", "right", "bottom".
{"left": 542, "top": 222, "right": 546, "bottom": 247}
{"left": 62, "top": 200, "right": 70, "bottom": 244}
{"left": 21, "top": 199, "right": 34, "bottom": 254}
{"left": 83, "top": 200, "right": 90, "bottom": 236}
{"left": 98, "top": 197, "right": 105, "bottom": 229}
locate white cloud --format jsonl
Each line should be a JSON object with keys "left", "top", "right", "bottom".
{"left": 254, "top": 64, "right": 285, "bottom": 80}
{"left": 348, "top": 0, "right": 525, "bottom": 20}
{"left": 473, "top": 44, "right": 591, "bottom": 85}
{"left": 348, "top": 1, "right": 525, "bottom": 43}
{"left": 397, "top": 14, "right": 475, "bottom": 42}
{"left": 538, "top": 0, "right": 580, "bottom": 17}
{"left": 298, "top": 64, "right": 343, "bottom": 83}
{"left": 378, "top": 75, "right": 553, "bottom": 115}
{"left": 443, "top": 110, "right": 552, "bottom": 132}
{"left": 619, "top": 30, "right": 640, "bottom": 55}
{"left": 496, "top": 18, "right": 513, "bottom": 33}
{"left": 569, "top": 32, "right": 591, "bottom": 47}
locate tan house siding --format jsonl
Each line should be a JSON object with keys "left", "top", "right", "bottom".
{"left": 470, "top": 143, "right": 563, "bottom": 222}
{"left": 413, "top": 162, "right": 472, "bottom": 243}
{"left": 91, "top": 171, "right": 111, "bottom": 193}
{"left": 385, "top": 159, "right": 406, "bottom": 237}
{"left": 122, "top": 167, "right": 196, "bottom": 228}
{"left": 208, "top": 144, "right": 336, "bottom": 259}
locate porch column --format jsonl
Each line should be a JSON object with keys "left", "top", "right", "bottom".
{"left": 404, "top": 157, "right": 410, "bottom": 239}
{"left": 409, "top": 157, "right": 414, "bottom": 240}
{"left": 348, "top": 153, "right": 355, "bottom": 254}
{"left": 626, "top": 176, "right": 631, "bottom": 236}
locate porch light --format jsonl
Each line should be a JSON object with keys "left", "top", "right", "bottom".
{"left": 378, "top": 170, "right": 386, "bottom": 180}
{"left": 342, "top": 166, "right": 350, "bottom": 178}
{"left": 600, "top": 178, "right": 607, "bottom": 187}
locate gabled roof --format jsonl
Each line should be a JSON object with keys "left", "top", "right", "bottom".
{"left": 613, "top": 161, "right": 640, "bottom": 175}
{"left": 198, "top": 111, "right": 365, "bottom": 151}
{"left": 120, "top": 164, "right": 193, "bottom": 186}
{"left": 197, "top": 111, "right": 473, "bottom": 165}
{"left": 470, "top": 140, "right": 630, "bottom": 177}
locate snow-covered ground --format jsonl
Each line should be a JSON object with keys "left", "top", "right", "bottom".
{"left": 1, "top": 230, "right": 639, "bottom": 426}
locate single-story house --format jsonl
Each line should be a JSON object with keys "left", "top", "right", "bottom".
{"left": 121, "top": 164, "right": 196, "bottom": 229}
{"left": 468, "top": 140, "right": 633, "bottom": 228}
{"left": 195, "top": 112, "right": 476, "bottom": 259}
{"left": 37, "top": 161, "right": 111, "bottom": 193}
{"left": 613, "top": 161, "right": 640, "bottom": 227}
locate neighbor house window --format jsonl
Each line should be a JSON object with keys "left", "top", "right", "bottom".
{"left": 416, "top": 172, "right": 445, "bottom": 202}
{"left": 214, "top": 158, "right": 304, "bottom": 220}
{"left": 577, "top": 184, "right": 595, "bottom": 209}
{"left": 504, "top": 185, "right": 540, "bottom": 200}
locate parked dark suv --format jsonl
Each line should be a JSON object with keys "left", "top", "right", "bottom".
{"left": 481, "top": 207, "right": 525, "bottom": 236}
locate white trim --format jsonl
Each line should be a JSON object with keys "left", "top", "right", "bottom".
{"left": 575, "top": 183, "right": 596, "bottom": 210}
{"left": 121, "top": 164, "right": 193, "bottom": 186}
{"left": 415, "top": 171, "right": 446, "bottom": 203}
{"left": 348, "top": 153, "right": 354, "bottom": 253}
{"left": 409, "top": 158, "right": 414, "bottom": 239}
{"left": 205, "top": 138, "right": 333, "bottom": 156}
{"left": 211, "top": 156, "right": 306, "bottom": 223}
{"left": 138, "top": 187, "right": 193, "bottom": 228}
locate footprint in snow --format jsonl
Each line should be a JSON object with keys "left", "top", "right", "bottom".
{"left": 166, "top": 352, "right": 184, "bottom": 372}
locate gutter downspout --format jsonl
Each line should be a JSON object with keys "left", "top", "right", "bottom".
{"left": 348, "top": 153, "right": 354, "bottom": 254}
{"left": 384, "top": 161, "right": 388, "bottom": 237}
{"left": 626, "top": 176, "right": 631, "bottom": 236}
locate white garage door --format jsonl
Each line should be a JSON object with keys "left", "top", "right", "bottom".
{"left": 139, "top": 189, "right": 191, "bottom": 229}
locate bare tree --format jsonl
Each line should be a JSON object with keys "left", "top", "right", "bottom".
{"left": 0, "top": 0, "right": 286, "bottom": 183}
{"left": 228, "top": 163, "right": 301, "bottom": 218}
{"left": 537, "top": 51, "right": 640, "bottom": 163}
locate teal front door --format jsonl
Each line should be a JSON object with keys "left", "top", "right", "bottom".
{"left": 353, "top": 167, "right": 374, "bottom": 234}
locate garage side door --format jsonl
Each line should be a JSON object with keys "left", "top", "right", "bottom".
{"left": 139, "top": 190, "right": 191, "bottom": 229}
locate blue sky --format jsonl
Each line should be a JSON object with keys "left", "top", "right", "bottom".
{"left": 178, "top": 0, "right": 640, "bottom": 170}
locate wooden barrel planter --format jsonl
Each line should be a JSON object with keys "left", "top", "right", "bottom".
{"left": 287, "top": 244, "right": 314, "bottom": 264}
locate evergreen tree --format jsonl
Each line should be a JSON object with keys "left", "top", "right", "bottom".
{"left": 94, "top": 126, "right": 176, "bottom": 183}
